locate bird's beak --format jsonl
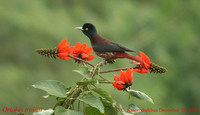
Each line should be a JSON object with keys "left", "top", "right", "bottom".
{"left": 75, "top": 27, "right": 83, "bottom": 30}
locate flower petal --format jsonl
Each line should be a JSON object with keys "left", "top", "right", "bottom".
{"left": 59, "top": 45, "right": 70, "bottom": 53}
{"left": 70, "top": 42, "right": 94, "bottom": 61}
{"left": 140, "top": 51, "right": 151, "bottom": 65}
{"left": 113, "top": 74, "right": 121, "bottom": 81}
{"left": 57, "top": 52, "right": 70, "bottom": 60}
{"left": 126, "top": 68, "right": 133, "bottom": 82}
{"left": 81, "top": 53, "right": 88, "bottom": 59}
{"left": 58, "top": 39, "right": 71, "bottom": 53}
{"left": 133, "top": 51, "right": 152, "bottom": 74}
{"left": 120, "top": 70, "right": 129, "bottom": 83}
{"left": 75, "top": 42, "right": 82, "bottom": 49}
{"left": 80, "top": 43, "right": 87, "bottom": 50}
{"left": 86, "top": 55, "right": 95, "bottom": 61}
{"left": 135, "top": 55, "right": 141, "bottom": 59}
{"left": 85, "top": 47, "right": 93, "bottom": 54}
{"left": 133, "top": 68, "right": 148, "bottom": 74}
{"left": 112, "top": 82, "right": 124, "bottom": 90}
{"left": 58, "top": 39, "right": 68, "bottom": 49}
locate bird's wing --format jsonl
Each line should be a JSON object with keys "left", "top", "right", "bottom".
{"left": 92, "top": 42, "right": 135, "bottom": 52}
{"left": 111, "top": 42, "right": 135, "bottom": 52}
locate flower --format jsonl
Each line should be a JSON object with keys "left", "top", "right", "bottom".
{"left": 133, "top": 51, "right": 152, "bottom": 74}
{"left": 71, "top": 42, "right": 95, "bottom": 61}
{"left": 112, "top": 68, "right": 133, "bottom": 90}
{"left": 56, "top": 39, "right": 94, "bottom": 61}
{"left": 57, "top": 39, "right": 72, "bottom": 60}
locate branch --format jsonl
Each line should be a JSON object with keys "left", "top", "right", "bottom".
{"left": 68, "top": 55, "right": 95, "bottom": 68}
{"left": 90, "top": 60, "right": 106, "bottom": 78}
{"left": 36, "top": 48, "right": 95, "bottom": 68}
{"left": 64, "top": 86, "right": 85, "bottom": 109}
{"left": 100, "top": 67, "right": 138, "bottom": 73}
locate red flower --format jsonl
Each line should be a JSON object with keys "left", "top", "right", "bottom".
{"left": 112, "top": 69, "right": 133, "bottom": 90}
{"left": 71, "top": 42, "right": 95, "bottom": 61}
{"left": 133, "top": 51, "right": 152, "bottom": 74}
{"left": 57, "top": 39, "right": 72, "bottom": 60}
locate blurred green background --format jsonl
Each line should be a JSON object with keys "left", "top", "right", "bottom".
{"left": 0, "top": 0, "right": 200, "bottom": 115}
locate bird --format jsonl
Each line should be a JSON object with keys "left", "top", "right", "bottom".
{"left": 75, "top": 23, "right": 144, "bottom": 64}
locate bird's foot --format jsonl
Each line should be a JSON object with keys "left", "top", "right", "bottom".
{"left": 105, "top": 59, "right": 115, "bottom": 64}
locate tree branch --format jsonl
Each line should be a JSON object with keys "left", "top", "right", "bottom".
{"left": 100, "top": 66, "right": 138, "bottom": 73}
{"left": 68, "top": 55, "right": 95, "bottom": 68}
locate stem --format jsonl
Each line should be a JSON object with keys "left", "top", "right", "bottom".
{"left": 100, "top": 67, "right": 138, "bottom": 73}
{"left": 83, "top": 103, "right": 86, "bottom": 115}
{"left": 98, "top": 74, "right": 107, "bottom": 80}
{"left": 68, "top": 55, "right": 95, "bottom": 68}
{"left": 99, "top": 81, "right": 113, "bottom": 84}
{"left": 78, "top": 100, "right": 80, "bottom": 111}
{"left": 90, "top": 60, "right": 106, "bottom": 78}
{"left": 64, "top": 86, "right": 85, "bottom": 109}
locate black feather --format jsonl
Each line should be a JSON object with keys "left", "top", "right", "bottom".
{"left": 92, "top": 42, "right": 135, "bottom": 52}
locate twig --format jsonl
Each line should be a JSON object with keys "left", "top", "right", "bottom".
{"left": 64, "top": 86, "right": 85, "bottom": 109}
{"left": 90, "top": 60, "right": 106, "bottom": 78}
{"left": 99, "top": 81, "right": 113, "bottom": 84}
{"left": 68, "top": 55, "right": 95, "bottom": 68}
{"left": 100, "top": 67, "right": 138, "bottom": 73}
{"left": 98, "top": 74, "right": 107, "bottom": 80}
{"left": 78, "top": 100, "right": 80, "bottom": 111}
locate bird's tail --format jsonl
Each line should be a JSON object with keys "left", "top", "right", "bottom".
{"left": 114, "top": 53, "right": 144, "bottom": 64}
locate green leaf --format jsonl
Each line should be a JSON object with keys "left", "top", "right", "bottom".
{"left": 92, "top": 88, "right": 115, "bottom": 104}
{"left": 54, "top": 106, "right": 83, "bottom": 115}
{"left": 119, "top": 104, "right": 133, "bottom": 115}
{"left": 85, "top": 106, "right": 103, "bottom": 115}
{"left": 33, "top": 108, "right": 54, "bottom": 115}
{"left": 32, "top": 80, "right": 67, "bottom": 97}
{"left": 73, "top": 66, "right": 90, "bottom": 79}
{"left": 127, "top": 89, "right": 154, "bottom": 104}
{"left": 76, "top": 80, "right": 97, "bottom": 86}
{"left": 101, "top": 98, "right": 117, "bottom": 115}
{"left": 127, "top": 104, "right": 142, "bottom": 114}
{"left": 78, "top": 94, "right": 104, "bottom": 113}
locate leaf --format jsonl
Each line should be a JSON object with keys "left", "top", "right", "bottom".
{"left": 54, "top": 106, "right": 83, "bottom": 115}
{"left": 85, "top": 106, "right": 103, "bottom": 115}
{"left": 127, "top": 89, "right": 154, "bottom": 104}
{"left": 119, "top": 104, "right": 133, "bottom": 115}
{"left": 33, "top": 108, "right": 54, "bottom": 115}
{"left": 73, "top": 66, "right": 90, "bottom": 79}
{"left": 78, "top": 94, "right": 104, "bottom": 113}
{"left": 32, "top": 80, "right": 67, "bottom": 97}
{"left": 92, "top": 88, "right": 115, "bottom": 104}
{"left": 101, "top": 98, "right": 117, "bottom": 115}
{"left": 127, "top": 104, "right": 142, "bottom": 114}
{"left": 76, "top": 80, "right": 97, "bottom": 86}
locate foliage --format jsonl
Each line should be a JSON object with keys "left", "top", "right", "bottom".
{"left": 0, "top": 0, "right": 200, "bottom": 115}
{"left": 32, "top": 38, "right": 166, "bottom": 114}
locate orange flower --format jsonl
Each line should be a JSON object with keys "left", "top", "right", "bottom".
{"left": 133, "top": 51, "right": 152, "bottom": 74}
{"left": 57, "top": 39, "right": 72, "bottom": 60}
{"left": 71, "top": 42, "right": 95, "bottom": 61}
{"left": 112, "top": 69, "right": 133, "bottom": 90}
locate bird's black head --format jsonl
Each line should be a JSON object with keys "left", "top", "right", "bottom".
{"left": 75, "top": 23, "right": 97, "bottom": 39}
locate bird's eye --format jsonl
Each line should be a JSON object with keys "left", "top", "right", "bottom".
{"left": 85, "top": 28, "right": 88, "bottom": 31}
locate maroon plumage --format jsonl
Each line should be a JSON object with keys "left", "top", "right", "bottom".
{"left": 75, "top": 23, "right": 144, "bottom": 64}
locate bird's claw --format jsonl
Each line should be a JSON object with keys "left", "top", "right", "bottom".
{"left": 105, "top": 59, "right": 115, "bottom": 64}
